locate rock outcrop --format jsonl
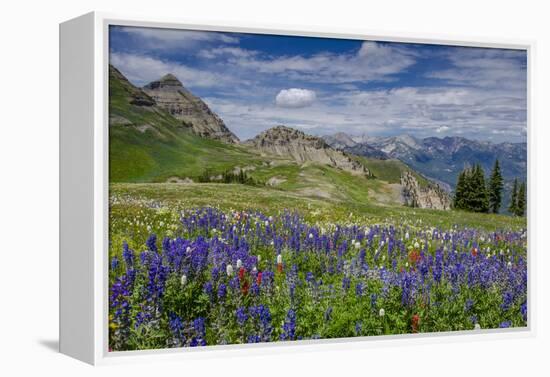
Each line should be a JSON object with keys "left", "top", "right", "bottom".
{"left": 247, "top": 126, "right": 370, "bottom": 176}
{"left": 143, "top": 74, "right": 239, "bottom": 143}
{"left": 400, "top": 171, "right": 451, "bottom": 210}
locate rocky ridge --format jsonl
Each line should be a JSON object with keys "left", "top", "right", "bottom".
{"left": 400, "top": 171, "right": 451, "bottom": 210}
{"left": 247, "top": 126, "right": 370, "bottom": 176}
{"left": 143, "top": 74, "right": 239, "bottom": 143}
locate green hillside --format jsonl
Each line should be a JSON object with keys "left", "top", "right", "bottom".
{"left": 109, "top": 65, "right": 263, "bottom": 182}
{"left": 358, "top": 157, "right": 429, "bottom": 187}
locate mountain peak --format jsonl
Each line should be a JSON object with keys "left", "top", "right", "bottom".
{"left": 252, "top": 126, "right": 327, "bottom": 148}
{"left": 323, "top": 132, "right": 357, "bottom": 150}
{"left": 160, "top": 73, "right": 179, "bottom": 81}
{"left": 144, "top": 74, "right": 185, "bottom": 91}
{"left": 141, "top": 71, "right": 239, "bottom": 143}
{"left": 247, "top": 126, "right": 369, "bottom": 176}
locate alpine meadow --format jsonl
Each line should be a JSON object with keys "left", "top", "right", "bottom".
{"left": 107, "top": 26, "right": 528, "bottom": 351}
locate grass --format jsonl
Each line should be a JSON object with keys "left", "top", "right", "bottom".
{"left": 110, "top": 182, "right": 525, "bottom": 236}
{"left": 359, "top": 157, "right": 430, "bottom": 187}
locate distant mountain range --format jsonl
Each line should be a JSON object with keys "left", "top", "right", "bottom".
{"left": 323, "top": 133, "right": 527, "bottom": 192}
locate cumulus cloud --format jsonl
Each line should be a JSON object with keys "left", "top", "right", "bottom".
{"left": 436, "top": 126, "right": 450, "bottom": 133}
{"left": 275, "top": 88, "right": 317, "bottom": 108}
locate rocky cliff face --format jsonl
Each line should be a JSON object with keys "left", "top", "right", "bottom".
{"left": 143, "top": 74, "right": 239, "bottom": 143}
{"left": 400, "top": 171, "right": 451, "bottom": 210}
{"left": 247, "top": 126, "right": 370, "bottom": 176}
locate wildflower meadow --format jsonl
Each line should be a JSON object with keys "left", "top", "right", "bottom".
{"left": 109, "top": 188, "right": 527, "bottom": 351}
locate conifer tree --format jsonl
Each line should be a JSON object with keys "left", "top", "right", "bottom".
{"left": 462, "top": 166, "right": 475, "bottom": 210}
{"left": 453, "top": 170, "right": 467, "bottom": 209}
{"left": 469, "top": 164, "right": 489, "bottom": 213}
{"left": 516, "top": 181, "right": 527, "bottom": 216}
{"left": 488, "top": 159, "right": 504, "bottom": 213}
{"left": 509, "top": 178, "right": 518, "bottom": 215}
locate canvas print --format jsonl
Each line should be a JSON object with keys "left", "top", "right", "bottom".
{"left": 108, "top": 25, "right": 528, "bottom": 351}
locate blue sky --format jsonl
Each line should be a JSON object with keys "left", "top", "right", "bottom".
{"left": 110, "top": 26, "right": 527, "bottom": 142}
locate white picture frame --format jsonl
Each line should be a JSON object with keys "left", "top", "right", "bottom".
{"left": 59, "top": 11, "right": 535, "bottom": 365}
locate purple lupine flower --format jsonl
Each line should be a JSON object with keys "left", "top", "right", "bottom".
{"left": 146, "top": 233, "right": 158, "bottom": 252}
{"left": 342, "top": 277, "right": 351, "bottom": 291}
{"left": 355, "top": 282, "right": 363, "bottom": 297}
{"left": 501, "top": 291, "right": 514, "bottom": 311}
{"left": 203, "top": 281, "right": 213, "bottom": 298}
{"left": 111, "top": 256, "right": 119, "bottom": 271}
{"left": 217, "top": 283, "right": 227, "bottom": 300}
{"left": 280, "top": 309, "right": 296, "bottom": 341}
{"left": 370, "top": 293, "right": 377, "bottom": 309}
{"left": 168, "top": 313, "right": 185, "bottom": 347}
{"left": 122, "top": 241, "right": 134, "bottom": 268}
{"left": 499, "top": 321, "right": 512, "bottom": 328}
{"left": 236, "top": 306, "right": 248, "bottom": 325}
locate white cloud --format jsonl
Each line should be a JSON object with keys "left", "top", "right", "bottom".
{"left": 203, "top": 84, "right": 526, "bottom": 142}
{"left": 231, "top": 41, "right": 417, "bottom": 84}
{"left": 427, "top": 47, "right": 526, "bottom": 92}
{"left": 110, "top": 52, "right": 239, "bottom": 88}
{"left": 275, "top": 88, "right": 317, "bottom": 108}
{"left": 117, "top": 26, "right": 239, "bottom": 50}
{"left": 197, "top": 47, "right": 258, "bottom": 59}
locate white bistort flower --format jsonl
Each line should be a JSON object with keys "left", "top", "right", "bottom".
{"left": 180, "top": 274, "right": 187, "bottom": 287}
{"left": 474, "top": 323, "right": 481, "bottom": 330}
{"left": 277, "top": 254, "right": 283, "bottom": 264}
{"left": 379, "top": 308, "right": 385, "bottom": 317}
{"left": 236, "top": 259, "right": 242, "bottom": 268}
{"left": 226, "top": 264, "right": 234, "bottom": 277}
